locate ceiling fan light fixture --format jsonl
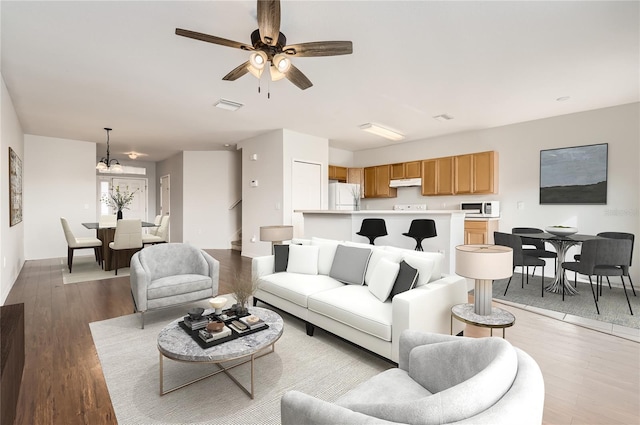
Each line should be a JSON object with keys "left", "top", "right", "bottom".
{"left": 272, "top": 53, "right": 291, "bottom": 73}
{"left": 269, "top": 65, "right": 287, "bottom": 81}
{"left": 359, "top": 123, "right": 405, "bottom": 141}
{"left": 249, "top": 51, "right": 267, "bottom": 70}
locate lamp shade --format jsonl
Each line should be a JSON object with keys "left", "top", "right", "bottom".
{"left": 455, "top": 245, "right": 513, "bottom": 280}
{"left": 260, "top": 225, "right": 294, "bottom": 243}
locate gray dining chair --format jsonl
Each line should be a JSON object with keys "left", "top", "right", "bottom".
{"left": 512, "top": 227, "right": 558, "bottom": 276}
{"left": 494, "top": 232, "right": 546, "bottom": 297}
{"left": 562, "top": 238, "right": 633, "bottom": 315}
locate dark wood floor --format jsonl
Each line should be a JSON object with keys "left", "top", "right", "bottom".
{"left": 5, "top": 250, "right": 639, "bottom": 424}
{"left": 4, "top": 250, "right": 244, "bottom": 425}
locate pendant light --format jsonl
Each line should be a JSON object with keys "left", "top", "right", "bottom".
{"left": 96, "top": 128, "right": 123, "bottom": 173}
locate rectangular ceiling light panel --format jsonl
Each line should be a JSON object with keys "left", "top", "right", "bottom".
{"left": 359, "top": 123, "right": 405, "bottom": 141}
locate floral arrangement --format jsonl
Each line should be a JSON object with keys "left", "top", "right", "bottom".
{"left": 230, "top": 268, "right": 258, "bottom": 314}
{"left": 101, "top": 185, "right": 138, "bottom": 211}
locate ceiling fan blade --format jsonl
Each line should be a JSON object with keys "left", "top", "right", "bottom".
{"left": 222, "top": 61, "right": 250, "bottom": 81}
{"left": 283, "top": 41, "right": 353, "bottom": 57}
{"left": 175, "top": 28, "right": 253, "bottom": 51}
{"left": 286, "top": 64, "right": 313, "bottom": 90}
{"left": 257, "top": 0, "right": 281, "bottom": 46}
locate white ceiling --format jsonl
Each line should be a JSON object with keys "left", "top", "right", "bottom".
{"left": 2, "top": 1, "right": 638, "bottom": 162}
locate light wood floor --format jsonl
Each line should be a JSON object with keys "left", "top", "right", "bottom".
{"left": 5, "top": 250, "right": 639, "bottom": 425}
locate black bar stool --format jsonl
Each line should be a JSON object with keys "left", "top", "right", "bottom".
{"left": 356, "top": 218, "right": 388, "bottom": 245}
{"left": 402, "top": 219, "right": 437, "bottom": 251}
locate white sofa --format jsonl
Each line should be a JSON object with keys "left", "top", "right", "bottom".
{"left": 252, "top": 237, "right": 468, "bottom": 363}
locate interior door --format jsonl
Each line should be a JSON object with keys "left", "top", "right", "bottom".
{"left": 111, "top": 178, "right": 148, "bottom": 220}
{"left": 292, "top": 161, "right": 321, "bottom": 238}
{"left": 160, "top": 175, "right": 170, "bottom": 241}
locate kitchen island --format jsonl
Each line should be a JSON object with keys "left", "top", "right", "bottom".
{"left": 296, "top": 210, "right": 465, "bottom": 275}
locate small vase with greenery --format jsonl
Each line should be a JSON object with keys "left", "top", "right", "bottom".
{"left": 230, "top": 268, "right": 258, "bottom": 315}
{"left": 101, "top": 186, "right": 138, "bottom": 219}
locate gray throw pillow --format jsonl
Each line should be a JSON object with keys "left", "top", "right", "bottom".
{"left": 329, "top": 244, "right": 372, "bottom": 285}
{"left": 274, "top": 244, "right": 289, "bottom": 272}
{"left": 390, "top": 260, "right": 419, "bottom": 299}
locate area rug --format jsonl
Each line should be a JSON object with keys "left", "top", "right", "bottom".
{"left": 492, "top": 273, "right": 640, "bottom": 329}
{"left": 89, "top": 300, "right": 392, "bottom": 425}
{"left": 62, "top": 255, "right": 129, "bottom": 284}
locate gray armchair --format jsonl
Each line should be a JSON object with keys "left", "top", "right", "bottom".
{"left": 281, "top": 331, "right": 544, "bottom": 425}
{"left": 130, "top": 243, "right": 219, "bottom": 328}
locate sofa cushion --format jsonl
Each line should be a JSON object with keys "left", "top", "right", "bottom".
{"left": 330, "top": 244, "right": 372, "bottom": 285}
{"left": 311, "top": 237, "right": 340, "bottom": 275}
{"left": 368, "top": 258, "right": 400, "bottom": 302}
{"left": 403, "top": 256, "right": 435, "bottom": 287}
{"left": 385, "top": 246, "right": 443, "bottom": 283}
{"left": 364, "top": 248, "right": 403, "bottom": 285}
{"left": 147, "top": 274, "right": 213, "bottom": 300}
{"left": 274, "top": 244, "right": 289, "bottom": 272}
{"left": 257, "top": 273, "right": 344, "bottom": 308}
{"left": 308, "top": 285, "right": 392, "bottom": 341}
{"left": 287, "top": 244, "right": 319, "bottom": 275}
{"left": 390, "top": 260, "right": 419, "bottom": 299}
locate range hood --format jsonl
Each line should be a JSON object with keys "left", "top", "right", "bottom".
{"left": 389, "top": 178, "right": 422, "bottom": 188}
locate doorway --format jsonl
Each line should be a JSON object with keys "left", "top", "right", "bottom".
{"left": 160, "top": 174, "right": 171, "bottom": 242}
{"left": 291, "top": 160, "right": 322, "bottom": 238}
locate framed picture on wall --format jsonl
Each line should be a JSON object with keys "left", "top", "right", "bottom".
{"left": 9, "top": 147, "right": 23, "bottom": 226}
{"left": 539, "top": 143, "right": 608, "bottom": 204}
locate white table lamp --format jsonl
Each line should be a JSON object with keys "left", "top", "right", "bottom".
{"left": 260, "top": 225, "right": 294, "bottom": 253}
{"left": 455, "top": 245, "right": 513, "bottom": 315}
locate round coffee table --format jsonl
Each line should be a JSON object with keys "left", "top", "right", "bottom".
{"left": 450, "top": 303, "right": 515, "bottom": 338}
{"left": 157, "top": 306, "right": 284, "bottom": 398}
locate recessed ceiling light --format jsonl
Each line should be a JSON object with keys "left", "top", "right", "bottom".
{"left": 556, "top": 96, "right": 571, "bottom": 102}
{"left": 359, "top": 123, "right": 405, "bottom": 141}
{"left": 224, "top": 144, "right": 230, "bottom": 147}
{"left": 125, "top": 152, "right": 146, "bottom": 160}
{"left": 433, "top": 114, "right": 454, "bottom": 122}
{"left": 214, "top": 99, "right": 244, "bottom": 111}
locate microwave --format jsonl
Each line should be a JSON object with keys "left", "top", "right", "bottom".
{"left": 460, "top": 201, "right": 500, "bottom": 218}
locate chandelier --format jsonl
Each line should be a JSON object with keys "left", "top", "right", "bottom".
{"left": 96, "top": 128, "right": 123, "bottom": 173}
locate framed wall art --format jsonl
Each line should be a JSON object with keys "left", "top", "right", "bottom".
{"left": 539, "top": 143, "right": 608, "bottom": 204}
{"left": 9, "top": 147, "right": 23, "bottom": 226}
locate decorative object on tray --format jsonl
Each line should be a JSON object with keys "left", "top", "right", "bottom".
{"left": 206, "top": 321, "right": 224, "bottom": 333}
{"left": 187, "top": 307, "right": 205, "bottom": 319}
{"left": 208, "top": 297, "right": 227, "bottom": 315}
{"left": 230, "top": 268, "right": 258, "bottom": 315}
{"left": 545, "top": 226, "right": 578, "bottom": 236}
{"left": 239, "top": 314, "right": 266, "bottom": 330}
{"left": 183, "top": 314, "right": 209, "bottom": 331}
{"left": 199, "top": 325, "right": 232, "bottom": 343}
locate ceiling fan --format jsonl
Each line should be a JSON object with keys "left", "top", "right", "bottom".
{"left": 175, "top": 0, "right": 353, "bottom": 90}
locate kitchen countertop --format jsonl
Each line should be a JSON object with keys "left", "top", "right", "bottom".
{"left": 295, "top": 209, "right": 466, "bottom": 215}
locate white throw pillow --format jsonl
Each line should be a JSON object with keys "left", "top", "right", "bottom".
{"left": 311, "top": 237, "right": 340, "bottom": 275}
{"left": 365, "top": 248, "right": 403, "bottom": 285}
{"left": 403, "top": 255, "right": 435, "bottom": 287}
{"left": 286, "top": 244, "right": 320, "bottom": 275}
{"left": 385, "top": 246, "right": 443, "bottom": 283}
{"left": 368, "top": 258, "right": 400, "bottom": 302}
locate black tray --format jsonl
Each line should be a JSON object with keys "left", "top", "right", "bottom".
{"left": 178, "top": 311, "right": 269, "bottom": 349}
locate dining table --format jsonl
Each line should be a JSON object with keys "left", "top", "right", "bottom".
{"left": 82, "top": 221, "right": 156, "bottom": 271}
{"left": 512, "top": 232, "right": 604, "bottom": 295}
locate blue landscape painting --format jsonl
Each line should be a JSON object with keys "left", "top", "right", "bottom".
{"left": 539, "top": 143, "right": 608, "bottom": 204}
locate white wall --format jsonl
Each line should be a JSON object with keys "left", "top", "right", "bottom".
{"left": 1, "top": 76, "right": 25, "bottom": 304}
{"left": 237, "top": 130, "right": 284, "bottom": 258}
{"left": 328, "top": 147, "right": 354, "bottom": 167}
{"left": 24, "top": 135, "right": 98, "bottom": 260}
{"left": 183, "top": 150, "right": 241, "bottom": 248}
{"left": 347, "top": 103, "right": 640, "bottom": 281}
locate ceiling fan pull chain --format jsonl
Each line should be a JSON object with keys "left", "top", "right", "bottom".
{"left": 268, "top": 78, "right": 271, "bottom": 99}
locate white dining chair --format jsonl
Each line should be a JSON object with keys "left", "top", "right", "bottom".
{"left": 98, "top": 214, "right": 118, "bottom": 228}
{"left": 108, "top": 219, "right": 143, "bottom": 275}
{"left": 142, "top": 215, "right": 169, "bottom": 245}
{"left": 60, "top": 217, "right": 103, "bottom": 273}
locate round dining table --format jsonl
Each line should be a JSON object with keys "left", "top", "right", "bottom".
{"left": 512, "top": 232, "right": 603, "bottom": 295}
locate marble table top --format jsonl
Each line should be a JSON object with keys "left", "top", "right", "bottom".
{"left": 157, "top": 306, "right": 284, "bottom": 362}
{"left": 451, "top": 303, "right": 515, "bottom": 328}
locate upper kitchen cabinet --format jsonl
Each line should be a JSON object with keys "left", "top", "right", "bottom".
{"left": 421, "top": 157, "right": 455, "bottom": 196}
{"left": 364, "top": 165, "right": 398, "bottom": 198}
{"left": 347, "top": 168, "right": 364, "bottom": 195}
{"left": 472, "top": 151, "right": 497, "bottom": 194}
{"left": 454, "top": 154, "right": 474, "bottom": 194}
{"left": 390, "top": 161, "right": 421, "bottom": 180}
{"left": 328, "top": 165, "right": 348, "bottom": 182}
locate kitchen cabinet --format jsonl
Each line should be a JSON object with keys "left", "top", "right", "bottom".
{"left": 328, "top": 165, "right": 348, "bottom": 182}
{"left": 421, "top": 157, "right": 454, "bottom": 196}
{"left": 455, "top": 154, "right": 474, "bottom": 194}
{"left": 364, "top": 165, "right": 397, "bottom": 198}
{"left": 347, "top": 168, "right": 364, "bottom": 197}
{"left": 391, "top": 161, "right": 421, "bottom": 179}
{"left": 464, "top": 219, "right": 499, "bottom": 244}
{"left": 472, "top": 151, "right": 496, "bottom": 194}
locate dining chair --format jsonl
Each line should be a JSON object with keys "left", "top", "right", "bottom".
{"left": 512, "top": 227, "right": 558, "bottom": 277}
{"left": 108, "top": 219, "right": 143, "bottom": 275}
{"left": 356, "top": 218, "right": 387, "bottom": 245}
{"left": 60, "top": 217, "right": 103, "bottom": 273}
{"left": 494, "top": 232, "right": 546, "bottom": 297}
{"left": 98, "top": 214, "right": 117, "bottom": 228}
{"left": 402, "top": 219, "right": 437, "bottom": 251}
{"left": 148, "top": 214, "right": 162, "bottom": 236}
{"left": 142, "top": 215, "right": 170, "bottom": 245}
{"left": 561, "top": 238, "right": 633, "bottom": 315}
